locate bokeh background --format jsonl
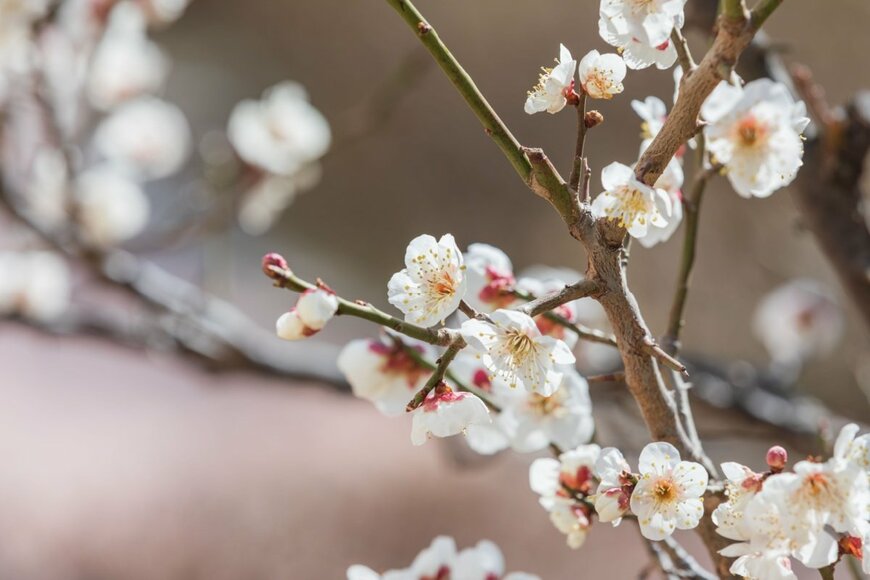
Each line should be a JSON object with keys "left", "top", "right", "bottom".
{"left": 2, "top": 0, "right": 869, "bottom": 577}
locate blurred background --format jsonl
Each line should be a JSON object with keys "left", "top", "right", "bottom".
{"left": 1, "top": 0, "right": 869, "bottom": 577}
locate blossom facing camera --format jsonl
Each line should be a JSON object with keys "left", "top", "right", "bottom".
{"left": 592, "top": 162, "right": 671, "bottom": 238}
{"left": 630, "top": 442, "right": 708, "bottom": 541}
{"left": 410, "top": 384, "right": 490, "bottom": 446}
{"left": 703, "top": 79, "right": 810, "bottom": 199}
{"left": 387, "top": 233, "right": 467, "bottom": 327}
{"left": 227, "top": 81, "right": 331, "bottom": 176}
{"left": 524, "top": 44, "right": 577, "bottom": 115}
{"left": 577, "top": 50, "right": 626, "bottom": 100}
{"left": 460, "top": 309, "right": 575, "bottom": 396}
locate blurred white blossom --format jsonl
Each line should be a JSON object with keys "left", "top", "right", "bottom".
{"left": 348, "top": 536, "right": 539, "bottom": 580}
{"left": 74, "top": 165, "right": 150, "bottom": 246}
{"left": 0, "top": 251, "right": 71, "bottom": 321}
{"left": 338, "top": 334, "right": 435, "bottom": 416}
{"left": 752, "top": 279, "right": 843, "bottom": 367}
{"left": 93, "top": 96, "right": 191, "bottom": 180}
{"left": 87, "top": 2, "right": 168, "bottom": 110}
{"left": 228, "top": 81, "right": 331, "bottom": 176}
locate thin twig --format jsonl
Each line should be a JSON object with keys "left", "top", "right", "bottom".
{"left": 406, "top": 338, "right": 465, "bottom": 411}
{"left": 516, "top": 279, "right": 600, "bottom": 318}
{"left": 569, "top": 93, "right": 589, "bottom": 191}
{"left": 265, "top": 264, "right": 457, "bottom": 347}
{"left": 587, "top": 372, "right": 626, "bottom": 384}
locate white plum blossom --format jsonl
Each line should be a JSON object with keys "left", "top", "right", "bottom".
{"left": 530, "top": 444, "right": 601, "bottom": 549}
{"left": 463, "top": 243, "right": 518, "bottom": 313}
{"left": 464, "top": 359, "right": 595, "bottom": 455}
{"left": 702, "top": 79, "right": 810, "bottom": 198}
{"left": 752, "top": 279, "right": 842, "bottom": 367}
{"left": 0, "top": 251, "right": 71, "bottom": 321}
{"left": 276, "top": 287, "right": 339, "bottom": 340}
{"left": 137, "top": 0, "right": 192, "bottom": 24}
{"left": 637, "top": 157, "right": 684, "bottom": 248}
{"left": 577, "top": 50, "right": 626, "bottom": 100}
{"left": 87, "top": 2, "right": 168, "bottom": 110}
{"left": 598, "top": 5, "right": 681, "bottom": 71}
{"left": 600, "top": 0, "right": 687, "bottom": 49}
{"left": 347, "top": 536, "right": 539, "bottom": 580}
{"left": 337, "top": 334, "right": 435, "bottom": 416}
{"left": 93, "top": 97, "right": 192, "bottom": 180}
{"left": 515, "top": 276, "right": 582, "bottom": 349}
{"left": 834, "top": 423, "right": 870, "bottom": 473}
{"left": 592, "top": 161, "right": 671, "bottom": 238}
{"left": 410, "top": 384, "right": 490, "bottom": 446}
{"left": 593, "top": 447, "right": 634, "bottom": 525}
{"left": 460, "top": 309, "right": 575, "bottom": 396}
{"left": 630, "top": 442, "right": 708, "bottom": 541}
{"left": 387, "top": 234, "right": 467, "bottom": 327}
{"left": 228, "top": 81, "right": 331, "bottom": 176}
{"left": 524, "top": 44, "right": 577, "bottom": 115}
{"left": 74, "top": 165, "right": 150, "bottom": 247}
{"left": 0, "top": 0, "right": 51, "bottom": 102}
{"left": 711, "top": 462, "right": 764, "bottom": 542}
{"left": 632, "top": 96, "right": 667, "bottom": 150}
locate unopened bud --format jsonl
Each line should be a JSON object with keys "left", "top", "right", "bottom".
{"left": 584, "top": 110, "right": 604, "bottom": 129}
{"left": 766, "top": 445, "right": 788, "bottom": 472}
{"left": 262, "top": 252, "right": 288, "bottom": 278}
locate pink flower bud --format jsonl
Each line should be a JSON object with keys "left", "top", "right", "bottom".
{"left": 766, "top": 445, "right": 788, "bottom": 472}
{"left": 262, "top": 252, "right": 288, "bottom": 278}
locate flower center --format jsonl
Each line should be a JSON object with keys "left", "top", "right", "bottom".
{"left": 735, "top": 115, "right": 768, "bottom": 148}
{"left": 629, "top": 0, "right": 657, "bottom": 13}
{"left": 653, "top": 478, "right": 678, "bottom": 503}
{"left": 431, "top": 271, "right": 456, "bottom": 297}
{"left": 528, "top": 392, "right": 563, "bottom": 417}
{"left": 505, "top": 329, "right": 536, "bottom": 359}
{"left": 604, "top": 187, "right": 652, "bottom": 228}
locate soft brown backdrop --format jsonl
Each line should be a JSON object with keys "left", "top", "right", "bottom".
{"left": 2, "top": 0, "right": 869, "bottom": 578}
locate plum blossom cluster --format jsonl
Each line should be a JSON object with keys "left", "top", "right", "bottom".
{"left": 347, "top": 536, "right": 539, "bottom": 580}
{"left": 266, "top": 233, "right": 600, "bottom": 450}
{"left": 712, "top": 424, "right": 870, "bottom": 578}
{"left": 530, "top": 442, "right": 707, "bottom": 547}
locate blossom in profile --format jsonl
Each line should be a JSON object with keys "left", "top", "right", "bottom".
{"left": 594, "top": 447, "right": 634, "bottom": 525}
{"left": 592, "top": 161, "right": 671, "bottom": 238}
{"left": 577, "top": 50, "right": 626, "bottom": 99}
{"left": 276, "top": 287, "right": 339, "bottom": 341}
{"left": 529, "top": 444, "right": 601, "bottom": 548}
{"left": 630, "top": 442, "right": 708, "bottom": 540}
{"left": 637, "top": 157, "right": 684, "bottom": 248}
{"left": 93, "top": 97, "right": 192, "bottom": 180}
{"left": 387, "top": 234, "right": 467, "bottom": 327}
{"left": 228, "top": 81, "right": 331, "bottom": 176}
{"left": 74, "top": 165, "right": 150, "bottom": 247}
{"left": 632, "top": 96, "right": 668, "bottom": 150}
{"left": 463, "top": 243, "right": 518, "bottom": 313}
{"left": 410, "top": 383, "right": 490, "bottom": 446}
{"left": 752, "top": 279, "right": 842, "bottom": 366}
{"left": 524, "top": 44, "right": 577, "bottom": 115}
{"left": 338, "top": 334, "right": 435, "bottom": 416}
{"left": 703, "top": 79, "right": 810, "bottom": 198}
{"left": 460, "top": 309, "right": 575, "bottom": 396}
